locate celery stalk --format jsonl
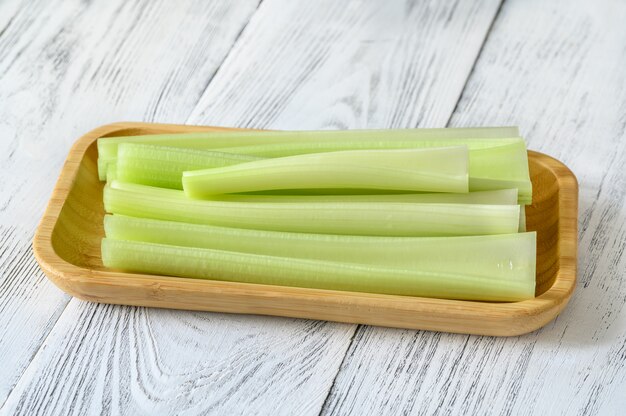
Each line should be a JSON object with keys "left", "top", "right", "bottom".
{"left": 104, "top": 214, "right": 535, "bottom": 270}
{"left": 97, "top": 127, "right": 519, "bottom": 180}
{"left": 467, "top": 141, "right": 532, "bottom": 204}
{"left": 519, "top": 208, "right": 527, "bottom": 232}
{"left": 98, "top": 126, "right": 519, "bottom": 160}
{"left": 110, "top": 142, "right": 518, "bottom": 203}
{"left": 182, "top": 147, "right": 469, "bottom": 197}
{"left": 214, "top": 141, "right": 532, "bottom": 203}
{"left": 98, "top": 158, "right": 109, "bottom": 181}
{"left": 106, "top": 162, "right": 117, "bottom": 182}
{"left": 104, "top": 181, "right": 520, "bottom": 237}
{"left": 116, "top": 143, "right": 261, "bottom": 189}
{"left": 202, "top": 189, "right": 519, "bottom": 204}
{"left": 101, "top": 237, "right": 536, "bottom": 301}
{"left": 111, "top": 141, "right": 528, "bottom": 200}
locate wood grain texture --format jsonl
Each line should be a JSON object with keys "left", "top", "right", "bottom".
{"left": 2, "top": 0, "right": 503, "bottom": 414}
{"left": 189, "top": 0, "right": 501, "bottom": 130}
{"left": 33, "top": 122, "right": 577, "bottom": 336}
{"left": 0, "top": 0, "right": 259, "bottom": 408}
{"left": 322, "top": 0, "right": 626, "bottom": 415}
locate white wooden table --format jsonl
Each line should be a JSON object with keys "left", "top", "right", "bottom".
{"left": 1, "top": 0, "right": 624, "bottom": 414}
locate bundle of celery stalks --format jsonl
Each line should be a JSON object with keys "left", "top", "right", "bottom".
{"left": 98, "top": 127, "right": 536, "bottom": 302}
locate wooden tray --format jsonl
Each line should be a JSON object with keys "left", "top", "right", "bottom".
{"left": 33, "top": 122, "right": 578, "bottom": 336}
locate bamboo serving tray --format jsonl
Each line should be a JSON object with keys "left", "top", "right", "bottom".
{"left": 33, "top": 122, "right": 578, "bottom": 336}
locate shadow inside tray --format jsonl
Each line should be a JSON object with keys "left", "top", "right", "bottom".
{"left": 51, "top": 141, "right": 105, "bottom": 270}
{"left": 526, "top": 155, "right": 561, "bottom": 296}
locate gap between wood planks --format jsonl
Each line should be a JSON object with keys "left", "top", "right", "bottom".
{"left": 446, "top": 0, "right": 505, "bottom": 124}
{"left": 187, "top": 0, "right": 265, "bottom": 119}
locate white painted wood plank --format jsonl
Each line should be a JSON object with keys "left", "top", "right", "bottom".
{"left": 189, "top": 0, "right": 501, "bottom": 130}
{"left": 322, "top": 1, "right": 626, "bottom": 415}
{"left": 1, "top": 0, "right": 502, "bottom": 414}
{"left": 0, "top": 0, "right": 259, "bottom": 408}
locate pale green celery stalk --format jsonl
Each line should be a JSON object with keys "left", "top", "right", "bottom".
{"left": 96, "top": 127, "right": 519, "bottom": 180}
{"left": 215, "top": 140, "right": 532, "bottom": 204}
{"left": 467, "top": 141, "right": 533, "bottom": 204}
{"left": 110, "top": 146, "right": 516, "bottom": 201}
{"left": 519, "top": 208, "right": 527, "bottom": 232}
{"left": 116, "top": 143, "right": 261, "bottom": 189}
{"left": 98, "top": 158, "right": 109, "bottom": 181}
{"left": 206, "top": 189, "right": 519, "bottom": 204}
{"left": 104, "top": 181, "right": 520, "bottom": 237}
{"left": 183, "top": 147, "right": 469, "bottom": 197}
{"left": 98, "top": 126, "right": 519, "bottom": 160}
{"left": 471, "top": 177, "right": 532, "bottom": 205}
{"left": 101, "top": 237, "right": 536, "bottom": 301}
{"left": 104, "top": 214, "right": 535, "bottom": 271}
{"left": 106, "top": 162, "right": 117, "bottom": 182}
{"left": 111, "top": 141, "right": 527, "bottom": 199}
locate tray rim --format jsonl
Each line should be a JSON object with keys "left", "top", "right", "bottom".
{"left": 33, "top": 122, "right": 578, "bottom": 336}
